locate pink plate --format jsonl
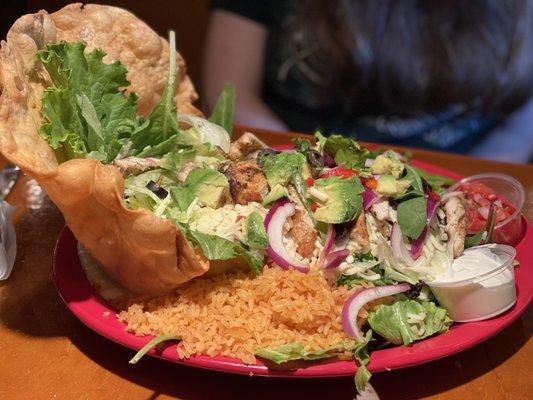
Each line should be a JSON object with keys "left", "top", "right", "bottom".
{"left": 52, "top": 159, "right": 533, "bottom": 377}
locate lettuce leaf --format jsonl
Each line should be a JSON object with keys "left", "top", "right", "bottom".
{"left": 397, "top": 196, "right": 427, "bottom": 239}
{"left": 255, "top": 342, "right": 353, "bottom": 364}
{"left": 353, "top": 330, "right": 373, "bottom": 394}
{"left": 413, "top": 167, "right": 455, "bottom": 196}
{"left": 244, "top": 212, "right": 268, "bottom": 249}
{"left": 182, "top": 227, "right": 264, "bottom": 275}
{"left": 208, "top": 82, "right": 235, "bottom": 136}
{"left": 367, "top": 297, "right": 452, "bottom": 346}
{"left": 38, "top": 41, "right": 139, "bottom": 163}
{"left": 323, "top": 135, "right": 369, "bottom": 169}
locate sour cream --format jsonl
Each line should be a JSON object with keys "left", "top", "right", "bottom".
{"left": 428, "top": 245, "right": 516, "bottom": 322}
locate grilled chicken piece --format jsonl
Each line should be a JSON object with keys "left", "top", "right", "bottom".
{"left": 113, "top": 156, "right": 158, "bottom": 176}
{"left": 349, "top": 212, "right": 370, "bottom": 252}
{"left": 177, "top": 162, "right": 196, "bottom": 183}
{"left": 228, "top": 132, "right": 268, "bottom": 161}
{"left": 371, "top": 199, "right": 390, "bottom": 221}
{"left": 444, "top": 197, "right": 467, "bottom": 258}
{"left": 287, "top": 188, "right": 318, "bottom": 259}
{"left": 225, "top": 160, "right": 269, "bottom": 204}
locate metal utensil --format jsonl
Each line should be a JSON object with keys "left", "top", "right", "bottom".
{"left": 0, "top": 164, "right": 20, "bottom": 200}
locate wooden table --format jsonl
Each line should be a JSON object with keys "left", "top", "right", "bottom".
{"left": 0, "top": 127, "right": 531, "bottom": 400}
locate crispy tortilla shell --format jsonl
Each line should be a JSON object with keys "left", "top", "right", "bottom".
{"left": 0, "top": 3, "right": 209, "bottom": 295}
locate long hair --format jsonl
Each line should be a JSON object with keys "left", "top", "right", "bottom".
{"left": 297, "top": 0, "right": 533, "bottom": 114}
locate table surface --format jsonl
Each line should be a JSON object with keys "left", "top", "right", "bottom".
{"left": 0, "top": 126, "right": 531, "bottom": 400}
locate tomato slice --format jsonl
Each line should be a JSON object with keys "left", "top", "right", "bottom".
{"left": 320, "top": 167, "right": 358, "bottom": 179}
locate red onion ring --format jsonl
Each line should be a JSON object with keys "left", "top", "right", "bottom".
{"left": 362, "top": 188, "right": 381, "bottom": 210}
{"left": 318, "top": 224, "right": 335, "bottom": 267}
{"left": 390, "top": 223, "right": 414, "bottom": 265}
{"left": 409, "top": 197, "right": 440, "bottom": 259}
{"left": 323, "top": 249, "right": 350, "bottom": 270}
{"left": 264, "top": 199, "right": 310, "bottom": 273}
{"left": 342, "top": 284, "right": 410, "bottom": 341}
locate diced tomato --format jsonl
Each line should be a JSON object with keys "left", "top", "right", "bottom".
{"left": 311, "top": 202, "right": 319, "bottom": 212}
{"left": 458, "top": 182, "right": 515, "bottom": 234}
{"left": 306, "top": 177, "right": 315, "bottom": 186}
{"left": 363, "top": 178, "right": 378, "bottom": 190}
{"left": 320, "top": 167, "right": 358, "bottom": 179}
{"left": 236, "top": 215, "right": 245, "bottom": 222}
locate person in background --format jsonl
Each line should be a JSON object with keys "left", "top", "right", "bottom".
{"left": 203, "top": 0, "right": 533, "bottom": 163}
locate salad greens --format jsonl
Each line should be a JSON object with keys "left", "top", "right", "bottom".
{"left": 38, "top": 41, "right": 140, "bottom": 163}
{"left": 367, "top": 297, "right": 452, "bottom": 346}
{"left": 36, "top": 34, "right": 463, "bottom": 397}
{"left": 397, "top": 196, "right": 428, "bottom": 239}
{"left": 183, "top": 167, "right": 228, "bottom": 208}
{"left": 353, "top": 330, "right": 373, "bottom": 394}
{"left": 130, "top": 31, "right": 180, "bottom": 156}
{"left": 208, "top": 82, "right": 235, "bottom": 136}
{"left": 129, "top": 334, "right": 182, "bottom": 364}
{"left": 245, "top": 212, "right": 268, "bottom": 249}
{"left": 323, "top": 135, "right": 370, "bottom": 169}
{"left": 255, "top": 342, "right": 353, "bottom": 364}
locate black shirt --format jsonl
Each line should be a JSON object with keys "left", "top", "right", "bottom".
{"left": 212, "top": 0, "right": 498, "bottom": 153}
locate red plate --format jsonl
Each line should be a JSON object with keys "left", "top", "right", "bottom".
{"left": 52, "top": 159, "right": 532, "bottom": 377}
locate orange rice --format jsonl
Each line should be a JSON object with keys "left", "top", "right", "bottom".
{"left": 117, "top": 266, "right": 371, "bottom": 364}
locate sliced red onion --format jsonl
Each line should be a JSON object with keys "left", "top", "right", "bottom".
{"left": 342, "top": 284, "right": 410, "bottom": 341}
{"left": 410, "top": 226, "right": 428, "bottom": 259}
{"left": 323, "top": 153, "right": 336, "bottom": 167}
{"left": 362, "top": 188, "right": 381, "bottom": 210}
{"left": 324, "top": 249, "right": 350, "bottom": 270}
{"left": 409, "top": 196, "right": 440, "bottom": 260}
{"left": 364, "top": 158, "right": 375, "bottom": 168}
{"left": 427, "top": 197, "right": 440, "bottom": 222}
{"left": 390, "top": 223, "right": 414, "bottom": 265}
{"left": 264, "top": 199, "right": 310, "bottom": 273}
{"left": 318, "top": 224, "right": 335, "bottom": 267}
{"left": 441, "top": 190, "right": 463, "bottom": 203}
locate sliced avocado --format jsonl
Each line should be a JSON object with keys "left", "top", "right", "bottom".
{"left": 376, "top": 174, "right": 411, "bottom": 197}
{"left": 184, "top": 167, "right": 229, "bottom": 208}
{"left": 313, "top": 176, "right": 363, "bottom": 223}
{"left": 371, "top": 154, "right": 404, "bottom": 178}
{"left": 263, "top": 183, "right": 288, "bottom": 205}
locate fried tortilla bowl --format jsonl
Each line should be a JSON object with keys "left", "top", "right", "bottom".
{"left": 0, "top": 3, "right": 213, "bottom": 295}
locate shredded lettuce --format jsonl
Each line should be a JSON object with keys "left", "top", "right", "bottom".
{"left": 367, "top": 296, "right": 452, "bottom": 346}
{"left": 124, "top": 169, "right": 177, "bottom": 212}
{"left": 129, "top": 334, "right": 181, "bottom": 364}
